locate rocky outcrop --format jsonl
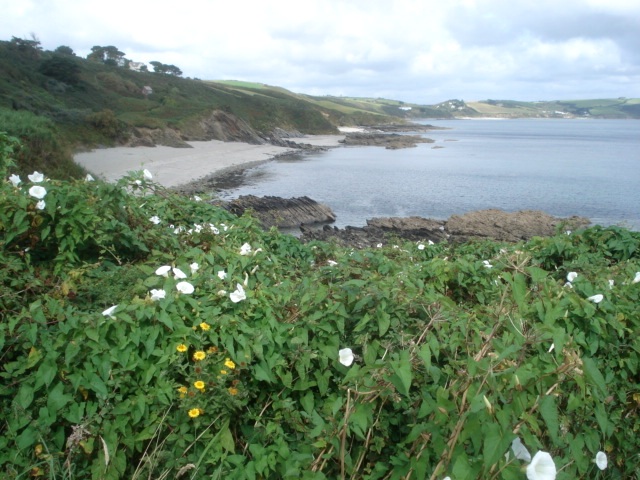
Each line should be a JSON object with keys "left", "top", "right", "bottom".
{"left": 300, "top": 209, "right": 591, "bottom": 248}
{"left": 191, "top": 110, "right": 265, "bottom": 144}
{"left": 340, "top": 132, "right": 434, "bottom": 149}
{"left": 127, "top": 127, "right": 192, "bottom": 148}
{"left": 225, "top": 195, "right": 336, "bottom": 229}
{"left": 445, "top": 209, "right": 591, "bottom": 243}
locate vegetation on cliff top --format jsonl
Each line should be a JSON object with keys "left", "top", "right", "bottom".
{"left": 1, "top": 133, "right": 639, "bottom": 479}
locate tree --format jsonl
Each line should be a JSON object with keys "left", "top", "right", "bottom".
{"left": 10, "top": 35, "right": 42, "bottom": 59}
{"left": 54, "top": 45, "right": 75, "bottom": 56}
{"left": 39, "top": 55, "right": 81, "bottom": 85}
{"left": 150, "top": 61, "right": 183, "bottom": 76}
{"left": 87, "top": 45, "right": 126, "bottom": 65}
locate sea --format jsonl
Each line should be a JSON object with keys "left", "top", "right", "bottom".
{"left": 218, "top": 118, "right": 640, "bottom": 231}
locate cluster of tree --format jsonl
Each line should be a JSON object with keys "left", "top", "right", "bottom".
{"left": 149, "top": 61, "right": 182, "bottom": 76}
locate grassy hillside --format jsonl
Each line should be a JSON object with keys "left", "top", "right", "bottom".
{"left": 2, "top": 135, "right": 639, "bottom": 478}
{"left": 464, "top": 98, "right": 640, "bottom": 118}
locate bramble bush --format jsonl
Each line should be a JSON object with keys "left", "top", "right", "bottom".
{"left": 1, "top": 133, "right": 639, "bottom": 479}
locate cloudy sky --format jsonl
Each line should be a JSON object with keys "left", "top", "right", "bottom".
{"left": 2, "top": 0, "right": 639, "bottom": 104}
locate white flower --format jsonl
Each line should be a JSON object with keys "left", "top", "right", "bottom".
{"left": 443, "top": 478, "right": 451, "bottom": 480}
{"left": 417, "top": 244, "right": 425, "bottom": 250}
{"left": 210, "top": 225, "right": 220, "bottom": 234}
{"left": 327, "top": 260, "right": 338, "bottom": 266}
{"left": 9, "top": 174, "right": 21, "bottom": 186}
{"left": 143, "top": 169, "right": 153, "bottom": 180}
{"left": 150, "top": 289, "right": 166, "bottom": 301}
{"left": 28, "top": 186, "right": 47, "bottom": 199}
{"left": 548, "top": 344, "right": 555, "bottom": 353}
{"left": 339, "top": 348, "right": 354, "bottom": 367}
{"left": 564, "top": 282, "right": 574, "bottom": 289}
{"left": 85, "top": 174, "right": 95, "bottom": 181}
{"left": 230, "top": 284, "right": 246, "bottom": 303}
{"left": 240, "top": 243, "right": 252, "bottom": 255}
{"left": 633, "top": 272, "right": 640, "bottom": 284}
{"left": 190, "top": 262, "right": 199, "bottom": 274}
{"left": 176, "top": 281, "right": 194, "bottom": 294}
{"left": 511, "top": 437, "right": 532, "bottom": 462}
{"left": 28, "top": 171, "right": 44, "bottom": 183}
{"left": 217, "top": 270, "right": 227, "bottom": 280}
{"left": 428, "top": 240, "right": 435, "bottom": 245}
{"left": 102, "top": 305, "right": 118, "bottom": 318}
{"left": 566, "top": 272, "right": 578, "bottom": 282}
{"left": 526, "top": 451, "right": 556, "bottom": 480}
{"left": 595, "top": 451, "right": 607, "bottom": 470}
{"left": 172, "top": 267, "right": 187, "bottom": 279}
{"left": 587, "top": 294, "right": 604, "bottom": 304}
{"left": 193, "top": 195, "right": 202, "bottom": 201}
{"left": 36, "top": 200, "right": 46, "bottom": 210}
{"left": 483, "top": 260, "right": 493, "bottom": 269}
{"left": 155, "top": 265, "right": 171, "bottom": 277}
{"left": 608, "top": 279, "right": 614, "bottom": 289}
{"left": 149, "top": 216, "right": 161, "bottom": 224}
{"left": 377, "top": 243, "right": 383, "bottom": 248}
{"left": 565, "top": 230, "right": 572, "bottom": 235}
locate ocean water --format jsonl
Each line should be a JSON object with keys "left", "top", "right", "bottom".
{"left": 219, "top": 119, "right": 640, "bottom": 230}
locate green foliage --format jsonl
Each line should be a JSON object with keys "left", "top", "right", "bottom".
{"left": 2, "top": 149, "right": 640, "bottom": 479}
{"left": 39, "top": 55, "right": 82, "bottom": 85}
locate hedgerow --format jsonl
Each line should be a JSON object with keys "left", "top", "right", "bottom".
{"left": 1, "top": 133, "right": 639, "bottom": 479}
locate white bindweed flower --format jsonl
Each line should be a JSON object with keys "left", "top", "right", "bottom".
{"left": 9, "top": 174, "right": 21, "bottom": 186}
{"left": 176, "top": 281, "right": 194, "bottom": 294}
{"left": 150, "top": 289, "right": 166, "bottom": 301}
{"left": 193, "top": 195, "right": 202, "bottom": 201}
{"left": 526, "top": 451, "right": 556, "bottom": 480}
{"left": 190, "top": 262, "right": 199, "bottom": 274}
{"left": 428, "top": 240, "right": 435, "bottom": 245}
{"left": 564, "top": 282, "right": 574, "bottom": 289}
{"left": 155, "top": 265, "right": 171, "bottom": 277}
{"left": 511, "top": 437, "right": 532, "bottom": 462}
{"left": 240, "top": 243, "right": 252, "bottom": 255}
{"left": 28, "top": 186, "right": 47, "bottom": 199}
{"left": 28, "top": 171, "right": 44, "bottom": 183}
{"left": 566, "top": 272, "right": 578, "bottom": 282}
{"left": 483, "top": 260, "right": 493, "bottom": 269}
{"left": 608, "top": 279, "right": 614, "bottom": 289}
{"left": 143, "top": 169, "right": 153, "bottom": 180}
{"left": 417, "top": 244, "right": 425, "bottom": 250}
{"left": 339, "top": 348, "right": 355, "bottom": 367}
{"left": 587, "top": 294, "right": 604, "bottom": 304}
{"left": 548, "top": 344, "right": 555, "bottom": 353}
{"left": 565, "top": 230, "right": 572, "bottom": 235}
{"left": 633, "top": 272, "right": 640, "bottom": 284}
{"left": 377, "top": 243, "right": 383, "bottom": 248}
{"left": 230, "top": 284, "right": 246, "bottom": 303}
{"left": 217, "top": 270, "right": 227, "bottom": 280}
{"left": 102, "top": 305, "right": 118, "bottom": 318}
{"left": 85, "top": 174, "right": 95, "bottom": 181}
{"left": 595, "top": 451, "right": 607, "bottom": 470}
{"left": 210, "top": 225, "right": 220, "bottom": 234}
{"left": 149, "top": 216, "right": 161, "bottom": 224}
{"left": 36, "top": 200, "right": 46, "bottom": 210}
{"left": 327, "top": 260, "right": 338, "bottom": 266}
{"left": 172, "top": 267, "right": 187, "bottom": 279}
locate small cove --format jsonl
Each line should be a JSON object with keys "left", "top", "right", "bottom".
{"left": 218, "top": 118, "right": 640, "bottom": 230}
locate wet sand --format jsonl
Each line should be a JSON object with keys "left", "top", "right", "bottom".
{"left": 74, "top": 135, "right": 346, "bottom": 188}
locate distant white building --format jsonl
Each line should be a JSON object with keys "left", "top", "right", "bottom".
{"left": 141, "top": 86, "right": 153, "bottom": 97}
{"left": 399, "top": 106, "right": 412, "bottom": 111}
{"left": 129, "top": 62, "right": 146, "bottom": 72}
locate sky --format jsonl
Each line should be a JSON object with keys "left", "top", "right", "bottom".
{"left": 1, "top": 0, "right": 639, "bottom": 104}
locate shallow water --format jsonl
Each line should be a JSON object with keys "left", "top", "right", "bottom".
{"left": 219, "top": 119, "right": 640, "bottom": 230}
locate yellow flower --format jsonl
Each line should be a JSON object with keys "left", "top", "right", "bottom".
{"left": 199, "top": 322, "right": 210, "bottom": 331}
{"left": 178, "top": 386, "right": 188, "bottom": 394}
{"left": 228, "top": 387, "right": 239, "bottom": 396}
{"left": 193, "top": 351, "right": 206, "bottom": 361}
{"left": 220, "top": 370, "right": 228, "bottom": 375}
{"left": 176, "top": 344, "right": 188, "bottom": 353}
{"left": 194, "top": 380, "right": 205, "bottom": 391}
{"left": 188, "top": 408, "right": 201, "bottom": 418}
{"left": 224, "top": 358, "right": 236, "bottom": 369}
{"left": 207, "top": 346, "right": 218, "bottom": 353}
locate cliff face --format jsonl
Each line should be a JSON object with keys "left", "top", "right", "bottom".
{"left": 126, "top": 110, "right": 266, "bottom": 148}
{"left": 225, "top": 195, "right": 336, "bottom": 229}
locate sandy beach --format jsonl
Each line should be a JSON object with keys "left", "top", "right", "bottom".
{"left": 74, "top": 134, "right": 346, "bottom": 188}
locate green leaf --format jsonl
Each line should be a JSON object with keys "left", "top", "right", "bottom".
{"left": 378, "top": 311, "right": 391, "bottom": 336}
{"left": 47, "top": 382, "right": 72, "bottom": 412}
{"left": 582, "top": 356, "right": 607, "bottom": 398}
{"left": 389, "top": 351, "right": 412, "bottom": 397}
{"left": 539, "top": 395, "right": 560, "bottom": 445}
{"left": 482, "top": 422, "right": 511, "bottom": 468}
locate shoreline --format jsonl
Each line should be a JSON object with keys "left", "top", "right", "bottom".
{"left": 73, "top": 134, "right": 347, "bottom": 189}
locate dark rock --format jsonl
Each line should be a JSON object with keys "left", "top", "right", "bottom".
{"left": 340, "top": 132, "right": 434, "bottom": 149}
{"left": 225, "top": 195, "right": 336, "bottom": 229}
{"left": 446, "top": 209, "right": 591, "bottom": 243}
{"left": 300, "top": 209, "right": 591, "bottom": 248}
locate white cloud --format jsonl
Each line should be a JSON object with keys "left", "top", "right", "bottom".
{"left": 1, "top": 0, "right": 638, "bottom": 103}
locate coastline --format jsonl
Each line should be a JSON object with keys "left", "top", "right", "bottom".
{"left": 73, "top": 134, "right": 347, "bottom": 189}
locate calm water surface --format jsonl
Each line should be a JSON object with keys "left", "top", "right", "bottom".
{"left": 219, "top": 119, "right": 640, "bottom": 230}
